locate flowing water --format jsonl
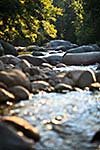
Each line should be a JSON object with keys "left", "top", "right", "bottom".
{"left": 0, "top": 91, "right": 100, "bottom": 150}
{"left": 0, "top": 65, "right": 100, "bottom": 150}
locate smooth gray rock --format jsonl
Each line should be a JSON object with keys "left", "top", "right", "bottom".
{"left": 45, "top": 40, "right": 77, "bottom": 51}
{"left": 67, "top": 44, "right": 100, "bottom": 53}
{"left": 63, "top": 52, "right": 100, "bottom": 65}
{"left": 18, "top": 54, "right": 47, "bottom": 66}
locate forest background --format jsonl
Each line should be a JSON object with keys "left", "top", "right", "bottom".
{"left": 0, "top": 0, "right": 100, "bottom": 46}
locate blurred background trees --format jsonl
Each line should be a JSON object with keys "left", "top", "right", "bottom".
{"left": 0, "top": 0, "right": 62, "bottom": 45}
{"left": 0, "top": 0, "right": 100, "bottom": 45}
{"left": 53, "top": 0, "right": 100, "bottom": 45}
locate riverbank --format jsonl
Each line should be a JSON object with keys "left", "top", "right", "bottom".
{"left": 0, "top": 39, "right": 100, "bottom": 149}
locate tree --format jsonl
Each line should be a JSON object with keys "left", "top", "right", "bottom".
{"left": 53, "top": 0, "right": 76, "bottom": 42}
{"left": 0, "top": 0, "right": 62, "bottom": 44}
{"left": 72, "top": 0, "right": 100, "bottom": 44}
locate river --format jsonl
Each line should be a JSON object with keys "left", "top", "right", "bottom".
{"left": 0, "top": 82, "right": 100, "bottom": 149}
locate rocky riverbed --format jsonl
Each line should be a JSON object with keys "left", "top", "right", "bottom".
{"left": 0, "top": 39, "right": 100, "bottom": 149}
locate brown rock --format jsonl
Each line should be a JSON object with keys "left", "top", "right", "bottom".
{"left": 15, "top": 59, "right": 31, "bottom": 72}
{"left": 0, "top": 88, "right": 15, "bottom": 102}
{"left": 0, "top": 116, "right": 40, "bottom": 149}
{"left": 9, "top": 86, "right": 31, "bottom": 101}
{"left": 56, "top": 72, "right": 75, "bottom": 86}
{"left": 66, "top": 69, "right": 96, "bottom": 88}
{"left": 0, "top": 122, "right": 34, "bottom": 150}
{"left": 1, "top": 116, "right": 40, "bottom": 142}
{"left": 55, "top": 83, "right": 72, "bottom": 92}
{"left": 0, "top": 82, "right": 8, "bottom": 90}
{"left": 32, "top": 80, "right": 54, "bottom": 93}
{"left": 0, "top": 69, "right": 32, "bottom": 91}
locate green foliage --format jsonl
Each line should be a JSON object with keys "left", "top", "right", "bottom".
{"left": 0, "top": 0, "right": 62, "bottom": 44}
{"left": 53, "top": 0, "right": 76, "bottom": 42}
{"left": 53, "top": 0, "right": 100, "bottom": 44}
{"left": 72, "top": 0, "right": 100, "bottom": 44}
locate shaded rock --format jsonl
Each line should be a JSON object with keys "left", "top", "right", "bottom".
{"left": 55, "top": 83, "right": 72, "bottom": 92}
{"left": 0, "top": 60, "right": 4, "bottom": 71}
{"left": 18, "top": 54, "right": 47, "bottom": 66}
{"left": 0, "top": 40, "right": 18, "bottom": 56}
{"left": 15, "top": 59, "right": 31, "bottom": 72}
{"left": 4, "top": 64, "right": 14, "bottom": 70}
{"left": 56, "top": 63, "right": 67, "bottom": 68}
{"left": 9, "top": 86, "right": 31, "bottom": 101}
{"left": 0, "top": 69, "right": 32, "bottom": 91}
{"left": 1, "top": 116, "right": 40, "bottom": 142}
{"left": 0, "top": 116, "right": 40, "bottom": 150}
{"left": 95, "top": 70, "right": 100, "bottom": 83}
{"left": 67, "top": 44, "right": 100, "bottom": 53}
{"left": 63, "top": 52, "right": 100, "bottom": 65}
{"left": 0, "top": 55, "right": 21, "bottom": 65}
{"left": 0, "top": 88, "right": 15, "bottom": 102}
{"left": 32, "top": 80, "right": 54, "bottom": 93}
{"left": 25, "top": 45, "right": 46, "bottom": 52}
{"left": 0, "top": 43, "right": 4, "bottom": 56}
{"left": 54, "top": 45, "right": 68, "bottom": 51}
{"left": 45, "top": 40, "right": 77, "bottom": 51}
{"left": 32, "top": 51, "right": 44, "bottom": 56}
{"left": 55, "top": 72, "right": 75, "bottom": 86}
{"left": 42, "top": 54, "right": 63, "bottom": 65}
{"left": 0, "top": 82, "right": 8, "bottom": 90}
{"left": 41, "top": 63, "right": 53, "bottom": 69}
{"left": 91, "top": 130, "right": 100, "bottom": 143}
{"left": 66, "top": 69, "right": 96, "bottom": 88}
{"left": 62, "top": 76, "right": 75, "bottom": 86}
{"left": 28, "top": 66, "right": 41, "bottom": 76}
{"left": 0, "top": 122, "right": 34, "bottom": 150}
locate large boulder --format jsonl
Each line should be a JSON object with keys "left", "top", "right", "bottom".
{"left": 0, "top": 122, "right": 33, "bottom": 150}
{"left": 0, "top": 40, "right": 18, "bottom": 56}
{"left": 0, "top": 69, "right": 32, "bottom": 91}
{"left": 67, "top": 44, "right": 100, "bottom": 53}
{"left": 0, "top": 116, "right": 40, "bottom": 150}
{"left": 66, "top": 69, "right": 96, "bottom": 88}
{"left": 62, "top": 52, "right": 100, "bottom": 65}
{"left": 9, "top": 85, "right": 31, "bottom": 101}
{"left": 45, "top": 40, "right": 77, "bottom": 51}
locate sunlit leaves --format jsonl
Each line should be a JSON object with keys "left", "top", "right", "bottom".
{"left": 0, "top": 0, "right": 62, "bottom": 43}
{"left": 42, "top": 20, "right": 57, "bottom": 38}
{"left": 71, "top": 0, "right": 84, "bottom": 23}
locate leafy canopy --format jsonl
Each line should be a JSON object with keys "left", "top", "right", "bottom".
{"left": 0, "top": 0, "right": 62, "bottom": 43}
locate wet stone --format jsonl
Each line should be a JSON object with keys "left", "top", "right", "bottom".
{"left": 9, "top": 85, "right": 31, "bottom": 101}
{"left": 0, "top": 88, "right": 15, "bottom": 102}
{"left": 55, "top": 83, "right": 73, "bottom": 92}
{"left": 32, "top": 80, "right": 54, "bottom": 93}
